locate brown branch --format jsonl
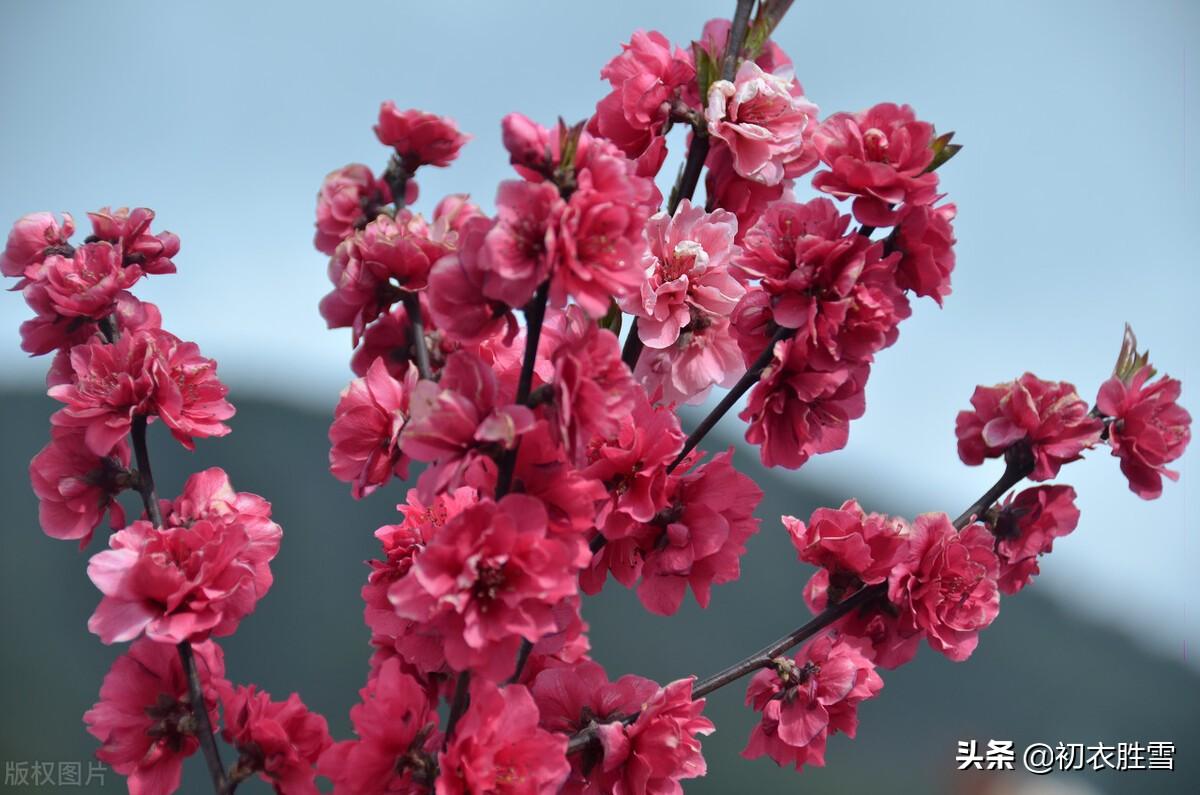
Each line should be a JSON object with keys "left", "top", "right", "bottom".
{"left": 178, "top": 642, "right": 232, "bottom": 795}
{"left": 401, "top": 291, "right": 433, "bottom": 380}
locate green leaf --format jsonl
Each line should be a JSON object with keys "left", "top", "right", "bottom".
{"left": 598, "top": 301, "right": 623, "bottom": 335}
{"left": 925, "top": 130, "right": 962, "bottom": 173}
{"left": 1112, "top": 323, "right": 1155, "bottom": 383}
{"left": 693, "top": 41, "right": 720, "bottom": 100}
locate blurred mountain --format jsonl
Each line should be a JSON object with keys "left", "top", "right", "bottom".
{"left": 0, "top": 390, "right": 1193, "bottom": 794}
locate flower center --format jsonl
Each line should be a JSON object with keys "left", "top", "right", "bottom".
{"left": 863, "top": 128, "right": 890, "bottom": 162}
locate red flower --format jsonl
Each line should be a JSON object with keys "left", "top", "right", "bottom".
{"left": 812, "top": 103, "right": 940, "bottom": 226}
{"left": 375, "top": 103, "right": 470, "bottom": 168}
{"left": 956, "top": 373, "right": 1103, "bottom": 481}
{"left": 436, "top": 680, "right": 570, "bottom": 795}
{"left": 785, "top": 499, "right": 909, "bottom": 587}
{"left": 319, "top": 658, "right": 441, "bottom": 795}
{"left": 84, "top": 638, "right": 227, "bottom": 795}
{"left": 887, "top": 514, "right": 1000, "bottom": 661}
{"left": 329, "top": 358, "right": 419, "bottom": 499}
{"left": 30, "top": 426, "right": 130, "bottom": 545}
{"left": 388, "top": 494, "right": 587, "bottom": 681}
{"left": 991, "top": 485, "right": 1080, "bottom": 594}
{"left": 221, "top": 686, "right": 332, "bottom": 795}
{"left": 1096, "top": 366, "right": 1191, "bottom": 499}
{"left": 742, "top": 635, "right": 882, "bottom": 770}
{"left": 893, "top": 202, "right": 956, "bottom": 304}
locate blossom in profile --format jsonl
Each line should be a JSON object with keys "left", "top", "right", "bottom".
{"left": 991, "top": 485, "right": 1080, "bottom": 594}
{"left": 84, "top": 638, "right": 227, "bottom": 795}
{"left": 221, "top": 686, "right": 332, "bottom": 795}
{"left": 1096, "top": 366, "right": 1191, "bottom": 499}
{"left": 956, "top": 373, "right": 1103, "bottom": 481}
{"left": 329, "top": 358, "right": 420, "bottom": 499}
{"left": 375, "top": 103, "right": 470, "bottom": 168}
{"left": 1, "top": 211, "right": 75, "bottom": 278}
{"left": 314, "top": 164, "right": 393, "bottom": 255}
{"left": 30, "top": 426, "right": 130, "bottom": 545}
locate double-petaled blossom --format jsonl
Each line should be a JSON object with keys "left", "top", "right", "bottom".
{"left": 48, "top": 328, "right": 234, "bottom": 455}
{"left": 1, "top": 211, "right": 74, "bottom": 277}
{"left": 892, "top": 202, "right": 956, "bottom": 304}
{"left": 785, "top": 500, "right": 910, "bottom": 589}
{"left": 500, "top": 114, "right": 660, "bottom": 317}
{"left": 86, "top": 469, "right": 281, "bottom": 644}
{"left": 705, "top": 60, "right": 820, "bottom": 187}
{"left": 588, "top": 449, "right": 762, "bottom": 616}
{"left": 374, "top": 103, "right": 470, "bottom": 169}
{"left": 583, "top": 395, "right": 685, "bottom": 553}
{"left": 742, "top": 635, "right": 882, "bottom": 770}
{"left": 991, "top": 485, "right": 1080, "bottom": 594}
{"left": 1095, "top": 366, "right": 1191, "bottom": 500}
{"left": 540, "top": 305, "right": 638, "bottom": 460}
{"left": 221, "top": 686, "right": 332, "bottom": 795}
{"left": 34, "top": 242, "right": 140, "bottom": 319}
{"left": 22, "top": 290, "right": 161, "bottom": 358}
{"left": 956, "top": 373, "right": 1104, "bottom": 481}
{"left": 803, "top": 572, "right": 921, "bottom": 669}
{"left": 83, "top": 638, "right": 227, "bottom": 795}
{"left": 319, "top": 658, "right": 442, "bottom": 795}
{"left": 634, "top": 314, "right": 746, "bottom": 406}
{"left": 401, "top": 350, "right": 535, "bottom": 500}
{"left": 86, "top": 207, "right": 180, "bottom": 276}
{"left": 479, "top": 179, "right": 562, "bottom": 308}
{"left": 30, "top": 426, "right": 130, "bottom": 545}
{"left": 589, "top": 30, "right": 696, "bottom": 177}
{"left": 320, "top": 210, "right": 451, "bottom": 340}
{"left": 314, "top": 164, "right": 394, "bottom": 255}
{"left": 512, "top": 420, "right": 608, "bottom": 536}
{"left": 887, "top": 513, "right": 1000, "bottom": 661}
{"left": 812, "top": 103, "right": 940, "bottom": 226}
{"left": 740, "top": 336, "right": 869, "bottom": 469}
{"left": 363, "top": 487, "right": 477, "bottom": 677}
{"left": 388, "top": 494, "right": 587, "bottom": 681}
{"left": 427, "top": 216, "right": 521, "bottom": 346}
{"left": 436, "top": 679, "right": 570, "bottom": 795}
{"left": 329, "top": 358, "right": 420, "bottom": 499}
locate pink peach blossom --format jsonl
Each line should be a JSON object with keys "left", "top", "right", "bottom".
{"left": 374, "top": 103, "right": 470, "bottom": 168}
{"left": 991, "top": 485, "right": 1080, "bottom": 594}
{"left": 30, "top": 426, "right": 130, "bottom": 545}
{"left": 314, "top": 163, "right": 394, "bottom": 255}
{"left": 388, "top": 494, "right": 587, "bottom": 681}
{"left": 812, "top": 103, "right": 940, "bottom": 226}
{"left": 84, "top": 638, "right": 226, "bottom": 795}
{"left": 705, "top": 60, "right": 819, "bottom": 186}
{"left": 37, "top": 241, "right": 139, "bottom": 319}
{"left": 893, "top": 202, "right": 956, "bottom": 304}
{"left": 318, "top": 658, "right": 441, "bottom": 795}
{"left": 21, "top": 290, "right": 160, "bottom": 358}
{"left": 329, "top": 358, "right": 420, "bottom": 499}
{"left": 1096, "top": 366, "right": 1191, "bottom": 499}
{"left": 480, "top": 179, "right": 563, "bottom": 307}
{"left": 887, "top": 513, "right": 1000, "bottom": 661}
{"left": 86, "top": 474, "right": 281, "bottom": 644}
{"left": 703, "top": 145, "right": 790, "bottom": 243}
{"left": 436, "top": 680, "right": 570, "bottom": 795}
{"left": 426, "top": 216, "right": 521, "bottom": 346}
{"left": 956, "top": 373, "right": 1104, "bottom": 481}
{"left": 87, "top": 207, "right": 180, "bottom": 275}
{"left": 743, "top": 635, "right": 882, "bottom": 770}
{"left": 634, "top": 313, "right": 747, "bottom": 405}
{"left": 784, "top": 499, "right": 910, "bottom": 588}
{"left": 1, "top": 211, "right": 74, "bottom": 277}
{"left": 221, "top": 686, "right": 332, "bottom": 795}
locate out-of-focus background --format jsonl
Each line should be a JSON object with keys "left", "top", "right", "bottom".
{"left": 1, "top": 1, "right": 1196, "bottom": 793}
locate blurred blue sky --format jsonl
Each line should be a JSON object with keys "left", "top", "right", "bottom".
{"left": 1, "top": 1, "right": 1196, "bottom": 666}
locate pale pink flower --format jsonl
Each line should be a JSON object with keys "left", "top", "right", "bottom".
{"left": 887, "top": 514, "right": 1000, "bottom": 661}
{"left": 1096, "top": 366, "right": 1191, "bottom": 499}
{"left": 388, "top": 494, "right": 587, "bottom": 681}
{"left": 374, "top": 103, "right": 470, "bottom": 168}
{"left": 743, "top": 635, "right": 882, "bottom": 770}
{"left": 402, "top": 350, "right": 535, "bottom": 500}
{"left": 30, "top": 426, "right": 130, "bottom": 545}
{"left": 622, "top": 200, "right": 743, "bottom": 348}
{"left": 706, "top": 60, "right": 819, "bottom": 186}
{"left": 812, "top": 103, "right": 940, "bottom": 226}
{"left": 48, "top": 328, "right": 234, "bottom": 455}
{"left": 329, "top": 358, "right": 420, "bottom": 499}
{"left": 956, "top": 373, "right": 1104, "bottom": 481}
{"left": 221, "top": 686, "right": 332, "bottom": 795}
{"left": 86, "top": 474, "right": 281, "bottom": 643}
{"left": 991, "top": 485, "right": 1080, "bottom": 594}
{"left": 634, "top": 313, "right": 747, "bottom": 405}
{"left": 1, "top": 211, "right": 74, "bottom": 277}
{"left": 318, "top": 658, "right": 441, "bottom": 795}
{"left": 314, "top": 163, "right": 394, "bottom": 255}
{"left": 436, "top": 680, "right": 570, "bottom": 795}
{"left": 84, "top": 638, "right": 226, "bottom": 795}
